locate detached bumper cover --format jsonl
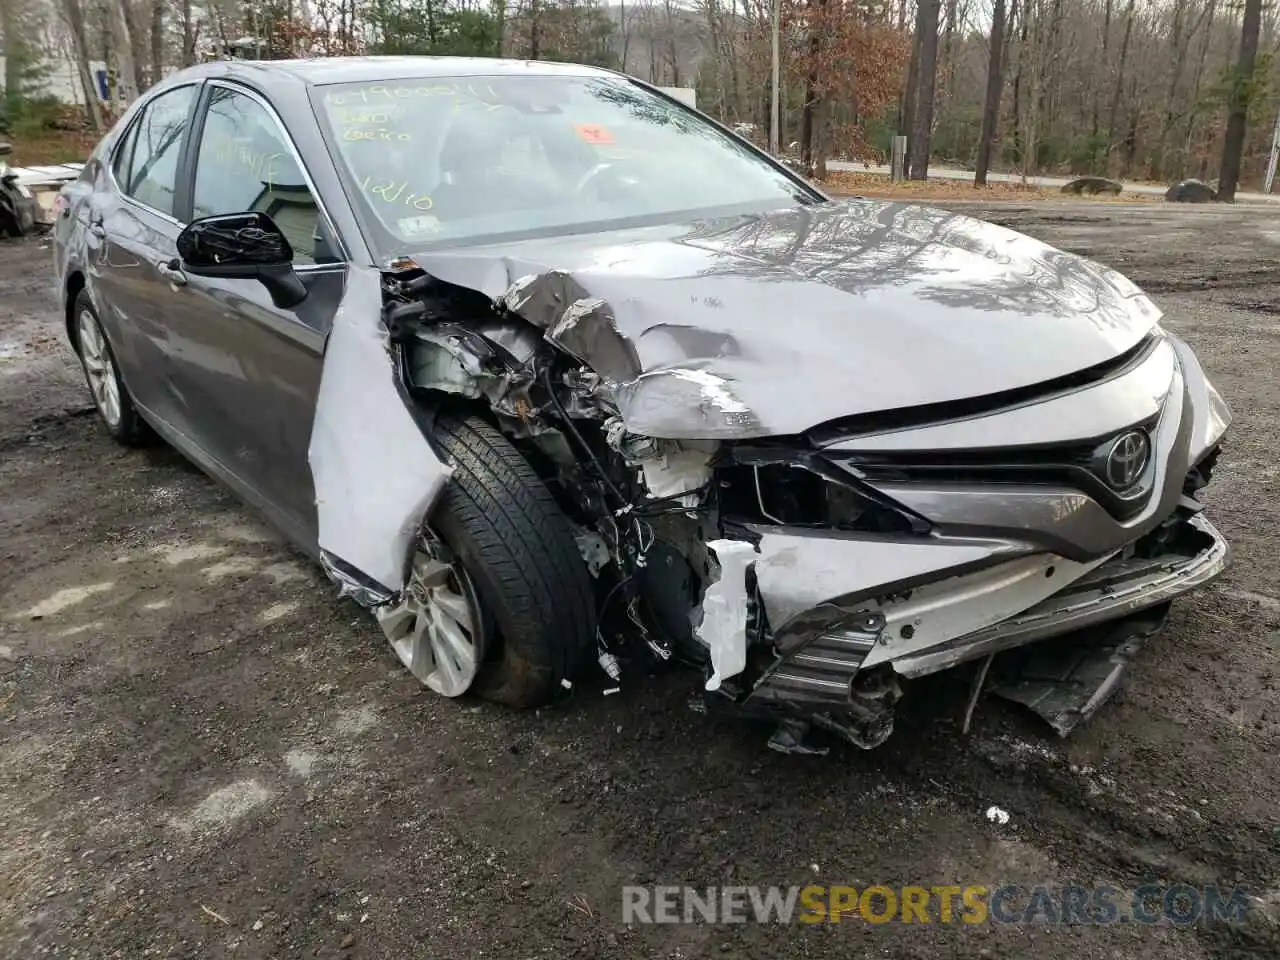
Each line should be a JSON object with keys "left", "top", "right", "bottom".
{"left": 746, "top": 513, "right": 1227, "bottom": 711}
{"left": 892, "top": 513, "right": 1227, "bottom": 677}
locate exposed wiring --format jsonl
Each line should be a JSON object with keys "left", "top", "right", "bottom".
{"left": 541, "top": 364, "right": 629, "bottom": 510}
{"left": 627, "top": 595, "right": 672, "bottom": 661}
{"left": 636, "top": 518, "right": 655, "bottom": 556}
{"left": 631, "top": 482, "right": 715, "bottom": 516}
{"left": 539, "top": 364, "right": 658, "bottom": 572}
{"left": 595, "top": 575, "right": 633, "bottom": 653}
{"left": 753, "top": 465, "right": 787, "bottom": 524}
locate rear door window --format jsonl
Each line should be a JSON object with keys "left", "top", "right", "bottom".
{"left": 115, "top": 85, "right": 196, "bottom": 218}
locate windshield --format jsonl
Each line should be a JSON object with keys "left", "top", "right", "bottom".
{"left": 312, "top": 74, "right": 814, "bottom": 253}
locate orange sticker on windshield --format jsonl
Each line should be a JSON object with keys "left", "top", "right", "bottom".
{"left": 574, "top": 123, "right": 615, "bottom": 144}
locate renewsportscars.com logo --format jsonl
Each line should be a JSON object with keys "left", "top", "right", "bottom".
{"left": 621, "top": 884, "right": 1254, "bottom": 926}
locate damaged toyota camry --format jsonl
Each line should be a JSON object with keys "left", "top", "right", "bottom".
{"left": 54, "top": 57, "right": 1231, "bottom": 751}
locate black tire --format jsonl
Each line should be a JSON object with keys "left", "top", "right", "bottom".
{"left": 72, "top": 291, "right": 149, "bottom": 445}
{"left": 430, "top": 413, "right": 596, "bottom": 707}
{"left": 0, "top": 192, "right": 19, "bottom": 238}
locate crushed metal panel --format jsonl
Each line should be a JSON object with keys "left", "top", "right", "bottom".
{"left": 496, "top": 269, "right": 586, "bottom": 328}
{"left": 694, "top": 539, "right": 759, "bottom": 692}
{"left": 308, "top": 267, "right": 453, "bottom": 597}
{"left": 751, "top": 531, "right": 1015, "bottom": 638}
{"left": 615, "top": 368, "right": 762, "bottom": 439}
{"left": 988, "top": 603, "right": 1171, "bottom": 735}
{"left": 546, "top": 296, "right": 642, "bottom": 382}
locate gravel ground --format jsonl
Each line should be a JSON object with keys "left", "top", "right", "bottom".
{"left": 1, "top": 201, "right": 1278, "bottom": 959}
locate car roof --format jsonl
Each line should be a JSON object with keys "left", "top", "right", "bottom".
{"left": 181, "top": 55, "right": 617, "bottom": 88}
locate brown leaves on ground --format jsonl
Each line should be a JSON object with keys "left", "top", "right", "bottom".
{"left": 817, "top": 170, "right": 1158, "bottom": 202}
{"left": 7, "top": 131, "right": 100, "bottom": 167}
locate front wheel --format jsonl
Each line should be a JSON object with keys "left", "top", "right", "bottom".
{"left": 380, "top": 414, "right": 597, "bottom": 707}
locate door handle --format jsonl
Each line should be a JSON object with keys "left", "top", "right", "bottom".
{"left": 157, "top": 258, "right": 187, "bottom": 287}
{"left": 89, "top": 219, "right": 106, "bottom": 238}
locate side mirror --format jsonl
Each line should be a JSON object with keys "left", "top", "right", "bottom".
{"left": 176, "top": 211, "right": 307, "bottom": 309}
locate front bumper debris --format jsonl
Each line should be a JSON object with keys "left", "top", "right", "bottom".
{"left": 985, "top": 601, "right": 1172, "bottom": 736}
{"left": 890, "top": 513, "right": 1228, "bottom": 678}
{"left": 729, "top": 513, "right": 1227, "bottom": 745}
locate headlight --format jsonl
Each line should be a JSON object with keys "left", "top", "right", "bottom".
{"left": 617, "top": 368, "right": 762, "bottom": 439}
{"left": 1203, "top": 378, "right": 1231, "bottom": 449}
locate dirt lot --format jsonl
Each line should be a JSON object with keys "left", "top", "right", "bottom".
{"left": 2, "top": 202, "right": 1278, "bottom": 959}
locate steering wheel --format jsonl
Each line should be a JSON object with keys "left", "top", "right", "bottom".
{"left": 575, "top": 161, "right": 616, "bottom": 196}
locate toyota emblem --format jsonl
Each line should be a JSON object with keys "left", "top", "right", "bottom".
{"left": 1103, "top": 430, "right": 1150, "bottom": 489}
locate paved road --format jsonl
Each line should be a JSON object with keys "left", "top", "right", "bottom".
{"left": 827, "top": 160, "right": 1280, "bottom": 202}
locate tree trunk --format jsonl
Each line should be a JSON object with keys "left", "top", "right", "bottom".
{"left": 2, "top": 0, "right": 24, "bottom": 118}
{"left": 899, "top": 8, "right": 924, "bottom": 137}
{"left": 1148, "top": 0, "right": 1186, "bottom": 180}
{"left": 181, "top": 0, "right": 196, "bottom": 65}
{"left": 1009, "top": 0, "right": 1030, "bottom": 167}
{"left": 620, "top": 0, "right": 629, "bottom": 70}
{"left": 800, "top": 0, "right": 825, "bottom": 166}
{"left": 726, "top": 0, "right": 742, "bottom": 121}
{"left": 974, "top": 0, "right": 1007, "bottom": 186}
{"left": 908, "top": 0, "right": 941, "bottom": 179}
{"left": 813, "top": 95, "right": 830, "bottom": 179}
{"left": 1182, "top": 0, "right": 1217, "bottom": 179}
{"left": 529, "top": 0, "right": 539, "bottom": 59}
{"left": 62, "top": 0, "right": 106, "bottom": 132}
{"left": 150, "top": 0, "right": 164, "bottom": 87}
{"left": 127, "top": 0, "right": 150, "bottom": 86}
{"left": 1089, "top": 0, "right": 1112, "bottom": 152}
{"left": 108, "top": 0, "right": 141, "bottom": 103}
{"left": 1217, "top": 0, "right": 1264, "bottom": 200}
{"left": 1104, "top": 0, "right": 1137, "bottom": 168}
{"left": 663, "top": 0, "right": 680, "bottom": 85}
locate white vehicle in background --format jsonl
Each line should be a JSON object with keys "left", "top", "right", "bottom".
{"left": 0, "top": 142, "right": 37, "bottom": 237}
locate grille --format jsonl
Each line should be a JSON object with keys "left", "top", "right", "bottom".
{"left": 834, "top": 419, "right": 1161, "bottom": 522}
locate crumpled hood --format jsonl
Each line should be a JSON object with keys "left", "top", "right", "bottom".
{"left": 409, "top": 198, "right": 1162, "bottom": 439}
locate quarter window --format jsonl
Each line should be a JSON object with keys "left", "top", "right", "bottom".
{"left": 192, "top": 87, "right": 333, "bottom": 265}
{"left": 115, "top": 85, "right": 195, "bottom": 218}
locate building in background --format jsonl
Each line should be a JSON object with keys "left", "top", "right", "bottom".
{"left": 0, "top": 55, "right": 108, "bottom": 106}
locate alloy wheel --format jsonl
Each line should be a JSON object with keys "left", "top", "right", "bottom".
{"left": 376, "top": 542, "right": 487, "bottom": 697}
{"left": 77, "top": 309, "right": 122, "bottom": 429}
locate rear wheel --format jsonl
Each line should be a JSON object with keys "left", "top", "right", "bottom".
{"left": 0, "top": 191, "right": 20, "bottom": 237}
{"left": 400, "top": 413, "right": 597, "bottom": 707}
{"left": 73, "top": 292, "right": 147, "bottom": 445}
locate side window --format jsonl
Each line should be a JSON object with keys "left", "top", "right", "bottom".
{"left": 111, "top": 119, "right": 139, "bottom": 185}
{"left": 116, "top": 85, "right": 195, "bottom": 218}
{"left": 192, "top": 87, "right": 334, "bottom": 266}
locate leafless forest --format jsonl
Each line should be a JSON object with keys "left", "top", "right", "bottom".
{"left": 2, "top": 0, "right": 1277, "bottom": 189}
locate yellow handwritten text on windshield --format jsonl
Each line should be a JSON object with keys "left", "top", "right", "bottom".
{"left": 324, "top": 82, "right": 503, "bottom": 107}
{"left": 343, "top": 127, "right": 410, "bottom": 142}
{"left": 358, "top": 174, "right": 434, "bottom": 212}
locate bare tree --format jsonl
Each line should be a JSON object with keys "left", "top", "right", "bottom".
{"left": 108, "top": 0, "right": 140, "bottom": 103}
{"left": 1217, "top": 0, "right": 1264, "bottom": 200}
{"left": 180, "top": 0, "right": 198, "bottom": 67}
{"left": 149, "top": 0, "right": 164, "bottom": 86}
{"left": 60, "top": 0, "right": 106, "bottom": 131}
{"left": 907, "top": 0, "right": 940, "bottom": 178}
{"left": 974, "top": 0, "right": 1007, "bottom": 185}
{"left": 1103, "top": 0, "right": 1136, "bottom": 170}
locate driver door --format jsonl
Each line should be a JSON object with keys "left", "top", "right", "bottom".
{"left": 162, "top": 82, "right": 346, "bottom": 548}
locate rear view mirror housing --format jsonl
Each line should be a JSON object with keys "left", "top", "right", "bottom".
{"left": 176, "top": 211, "right": 307, "bottom": 309}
